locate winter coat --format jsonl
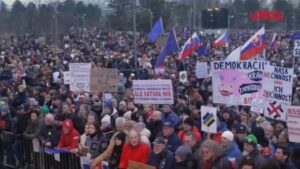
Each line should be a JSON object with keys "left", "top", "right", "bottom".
{"left": 148, "top": 149, "right": 175, "bottom": 169}
{"left": 85, "top": 134, "right": 108, "bottom": 159}
{"left": 37, "top": 124, "right": 61, "bottom": 148}
{"left": 119, "top": 142, "right": 150, "bottom": 169}
{"left": 175, "top": 159, "right": 195, "bottom": 169}
{"left": 223, "top": 143, "right": 241, "bottom": 169}
{"left": 177, "top": 127, "right": 202, "bottom": 143}
{"left": 163, "top": 133, "right": 181, "bottom": 153}
{"left": 23, "top": 118, "right": 42, "bottom": 139}
{"left": 147, "top": 120, "right": 163, "bottom": 142}
{"left": 57, "top": 119, "right": 80, "bottom": 150}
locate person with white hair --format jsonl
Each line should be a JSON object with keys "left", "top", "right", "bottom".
{"left": 37, "top": 114, "right": 61, "bottom": 148}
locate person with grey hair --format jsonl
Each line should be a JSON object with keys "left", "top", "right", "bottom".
{"left": 197, "top": 140, "right": 230, "bottom": 169}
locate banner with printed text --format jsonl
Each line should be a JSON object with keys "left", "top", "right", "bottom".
{"left": 133, "top": 80, "right": 174, "bottom": 104}
{"left": 201, "top": 106, "right": 217, "bottom": 134}
{"left": 196, "top": 62, "right": 208, "bottom": 79}
{"left": 287, "top": 106, "right": 300, "bottom": 143}
{"left": 69, "top": 63, "right": 91, "bottom": 92}
{"left": 263, "top": 65, "right": 293, "bottom": 121}
{"left": 90, "top": 68, "right": 118, "bottom": 93}
{"left": 211, "top": 61, "right": 267, "bottom": 105}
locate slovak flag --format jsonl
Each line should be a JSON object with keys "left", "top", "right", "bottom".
{"left": 240, "top": 27, "right": 267, "bottom": 60}
{"left": 269, "top": 33, "right": 277, "bottom": 51}
{"left": 179, "top": 32, "right": 201, "bottom": 60}
{"left": 214, "top": 32, "right": 229, "bottom": 47}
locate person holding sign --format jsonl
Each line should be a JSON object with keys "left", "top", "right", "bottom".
{"left": 119, "top": 129, "right": 150, "bottom": 169}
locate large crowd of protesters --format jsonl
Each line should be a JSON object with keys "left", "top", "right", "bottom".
{"left": 0, "top": 27, "right": 299, "bottom": 169}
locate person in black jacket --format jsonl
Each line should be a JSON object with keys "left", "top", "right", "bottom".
{"left": 148, "top": 137, "right": 175, "bottom": 169}
{"left": 37, "top": 114, "right": 61, "bottom": 148}
{"left": 147, "top": 111, "right": 163, "bottom": 142}
{"left": 174, "top": 145, "right": 194, "bottom": 169}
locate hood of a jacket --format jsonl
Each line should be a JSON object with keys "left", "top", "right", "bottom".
{"left": 62, "top": 119, "right": 74, "bottom": 134}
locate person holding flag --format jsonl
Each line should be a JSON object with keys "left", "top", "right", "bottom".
{"left": 178, "top": 32, "right": 201, "bottom": 61}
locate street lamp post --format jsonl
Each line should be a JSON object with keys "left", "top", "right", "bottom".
{"left": 149, "top": 10, "right": 153, "bottom": 30}
{"left": 228, "top": 15, "right": 234, "bottom": 33}
{"left": 133, "top": 0, "right": 138, "bottom": 78}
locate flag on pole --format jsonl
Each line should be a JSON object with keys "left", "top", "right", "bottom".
{"left": 240, "top": 27, "right": 267, "bottom": 60}
{"left": 269, "top": 33, "right": 277, "bottom": 51}
{"left": 155, "top": 29, "right": 179, "bottom": 68}
{"left": 197, "top": 44, "right": 209, "bottom": 57}
{"left": 179, "top": 32, "right": 201, "bottom": 60}
{"left": 148, "top": 17, "right": 164, "bottom": 42}
{"left": 214, "top": 32, "right": 229, "bottom": 47}
{"left": 225, "top": 46, "right": 241, "bottom": 61}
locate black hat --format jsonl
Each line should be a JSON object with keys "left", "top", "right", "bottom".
{"left": 153, "top": 137, "right": 166, "bottom": 145}
{"left": 183, "top": 117, "right": 194, "bottom": 127}
{"left": 237, "top": 124, "right": 248, "bottom": 134}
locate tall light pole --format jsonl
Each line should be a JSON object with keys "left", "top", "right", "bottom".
{"left": 149, "top": 9, "right": 153, "bottom": 30}
{"left": 133, "top": 0, "right": 138, "bottom": 78}
{"left": 228, "top": 15, "right": 234, "bottom": 33}
{"left": 193, "top": 0, "right": 196, "bottom": 30}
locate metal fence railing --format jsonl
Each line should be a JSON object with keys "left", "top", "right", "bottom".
{"left": 0, "top": 131, "right": 83, "bottom": 169}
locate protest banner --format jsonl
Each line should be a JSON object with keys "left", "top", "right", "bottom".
{"left": 201, "top": 106, "right": 217, "bottom": 133}
{"left": 196, "top": 62, "right": 208, "bottom": 79}
{"left": 294, "top": 40, "right": 300, "bottom": 57}
{"left": 133, "top": 80, "right": 174, "bottom": 104}
{"left": 263, "top": 65, "right": 293, "bottom": 121}
{"left": 90, "top": 68, "right": 118, "bottom": 93}
{"left": 179, "top": 71, "right": 187, "bottom": 82}
{"left": 250, "top": 98, "right": 264, "bottom": 114}
{"left": 287, "top": 106, "right": 300, "bottom": 143}
{"left": 69, "top": 63, "right": 91, "bottom": 92}
{"left": 63, "top": 71, "right": 71, "bottom": 84}
{"left": 211, "top": 61, "right": 267, "bottom": 105}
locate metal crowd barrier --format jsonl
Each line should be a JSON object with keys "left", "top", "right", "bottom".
{"left": 0, "top": 131, "right": 83, "bottom": 169}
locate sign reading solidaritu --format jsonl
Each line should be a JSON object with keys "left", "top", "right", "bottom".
{"left": 133, "top": 80, "right": 174, "bottom": 104}
{"left": 211, "top": 61, "right": 267, "bottom": 106}
{"left": 69, "top": 63, "right": 91, "bottom": 92}
{"left": 263, "top": 65, "right": 293, "bottom": 121}
{"left": 287, "top": 106, "right": 300, "bottom": 143}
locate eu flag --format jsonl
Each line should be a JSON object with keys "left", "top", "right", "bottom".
{"left": 148, "top": 17, "right": 164, "bottom": 42}
{"left": 155, "top": 29, "right": 179, "bottom": 67}
{"left": 292, "top": 31, "right": 300, "bottom": 39}
{"left": 197, "top": 45, "right": 209, "bottom": 57}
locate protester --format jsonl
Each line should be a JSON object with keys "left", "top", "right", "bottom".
{"left": 237, "top": 157, "right": 256, "bottom": 169}
{"left": 160, "top": 120, "right": 181, "bottom": 153}
{"left": 148, "top": 137, "right": 175, "bottom": 169}
{"left": 56, "top": 119, "right": 80, "bottom": 150}
{"left": 221, "top": 130, "right": 241, "bottom": 168}
{"left": 174, "top": 144, "right": 193, "bottom": 169}
{"left": 177, "top": 117, "right": 202, "bottom": 143}
{"left": 183, "top": 131, "right": 200, "bottom": 168}
{"left": 23, "top": 109, "right": 42, "bottom": 139}
{"left": 37, "top": 114, "right": 61, "bottom": 148}
{"left": 274, "top": 146, "right": 298, "bottom": 169}
{"left": 118, "top": 129, "right": 150, "bottom": 169}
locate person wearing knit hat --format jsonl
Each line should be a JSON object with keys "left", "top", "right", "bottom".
{"left": 221, "top": 131, "right": 241, "bottom": 168}
{"left": 242, "top": 134, "right": 265, "bottom": 168}
{"left": 103, "top": 100, "right": 113, "bottom": 114}
{"left": 101, "top": 115, "right": 112, "bottom": 133}
{"left": 174, "top": 145, "right": 192, "bottom": 169}
{"left": 177, "top": 117, "right": 202, "bottom": 143}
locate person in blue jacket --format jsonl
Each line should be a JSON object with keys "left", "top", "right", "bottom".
{"left": 221, "top": 131, "right": 241, "bottom": 169}
{"left": 159, "top": 120, "right": 181, "bottom": 153}
{"left": 148, "top": 137, "right": 175, "bottom": 169}
{"left": 161, "top": 105, "right": 179, "bottom": 127}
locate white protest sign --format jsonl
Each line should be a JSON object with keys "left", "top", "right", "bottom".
{"left": 250, "top": 99, "right": 264, "bottom": 114}
{"left": 52, "top": 71, "right": 60, "bottom": 83}
{"left": 133, "top": 80, "right": 174, "bottom": 104}
{"left": 196, "top": 62, "right": 208, "bottom": 79}
{"left": 179, "top": 71, "right": 187, "bottom": 83}
{"left": 263, "top": 65, "right": 293, "bottom": 121}
{"left": 63, "top": 71, "right": 71, "bottom": 84}
{"left": 201, "top": 106, "right": 217, "bottom": 134}
{"left": 211, "top": 61, "right": 267, "bottom": 106}
{"left": 294, "top": 40, "right": 300, "bottom": 57}
{"left": 69, "top": 63, "right": 91, "bottom": 92}
{"left": 287, "top": 106, "right": 300, "bottom": 143}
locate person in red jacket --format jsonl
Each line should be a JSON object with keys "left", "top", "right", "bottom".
{"left": 57, "top": 119, "right": 80, "bottom": 150}
{"left": 178, "top": 117, "right": 202, "bottom": 143}
{"left": 119, "top": 129, "right": 150, "bottom": 169}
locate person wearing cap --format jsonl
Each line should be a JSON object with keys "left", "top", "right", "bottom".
{"left": 177, "top": 117, "right": 202, "bottom": 143}
{"left": 148, "top": 137, "right": 175, "bottom": 169}
{"left": 174, "top": 145, "right": 194, "bottom": 169}
{"left": 160, "top": 120, "right": 181, "bottom": 153}
{"left": 221, "top": 131, "right": 241, "bottom": 168}
{"left": 161, "top": 105, "right": 179, "bottom": 127}
{"left": 198, "top": 140, "right": 230, "bottom": 169}
{"left": 119, "top": 129, "right": 150, "bottom": 169}
{"left": 239, "top": 134, "right": 265, "bottom": 168}
{"left": 236, "top": 124, "right": 248, "bottom": 152}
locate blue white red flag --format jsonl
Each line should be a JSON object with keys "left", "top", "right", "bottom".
{"left": 179, "top": 32, "right": 201, "bottom": 60}
{"left": 269, "top": 33, "right": 277, "bottom": 51}
{"left": 240, "top": 27, "right": 267, "bottom": 60}
{"left": 214, "top": 32, "right": 229, "bottom": 47}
